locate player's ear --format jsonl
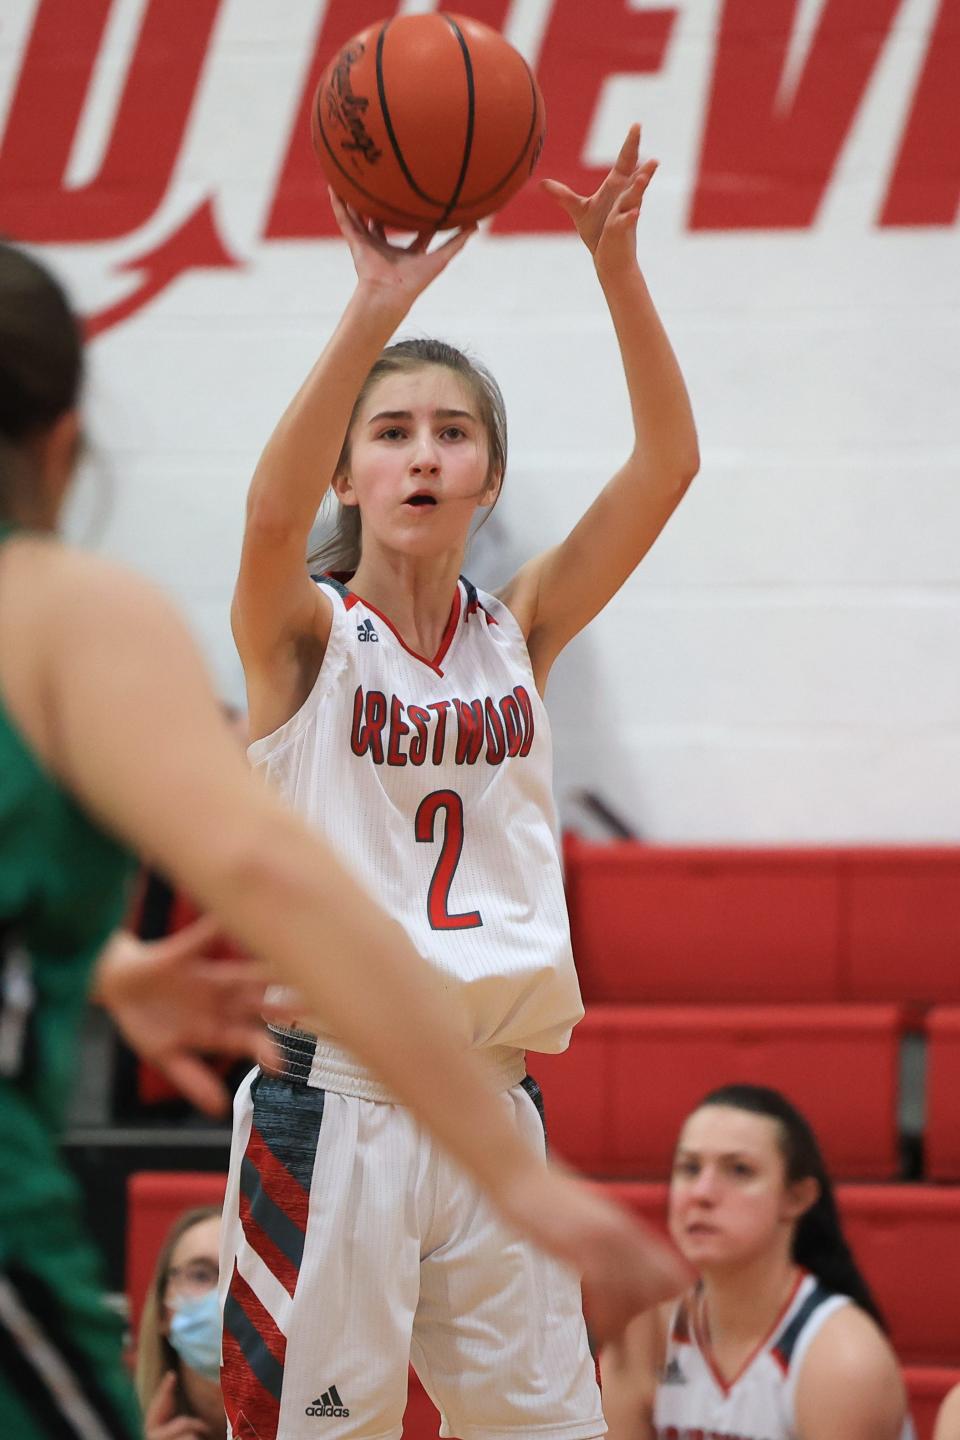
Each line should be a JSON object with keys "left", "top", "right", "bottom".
{"left": 478, "top": 468, "right": 502, "bottom": 509}
{"left": 331, "top": 470, "right": 359, "bottom": 508}
{"left": 783, "top": 1175, "right": 819, "bottom": 1223}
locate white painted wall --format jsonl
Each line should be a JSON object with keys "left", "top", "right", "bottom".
{"left": 5, "top": 0, "right": 957, "bottom": 840}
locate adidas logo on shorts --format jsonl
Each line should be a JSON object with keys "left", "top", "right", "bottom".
{"left": 305, "top": 1384, "right": 350, "bottom": 1418}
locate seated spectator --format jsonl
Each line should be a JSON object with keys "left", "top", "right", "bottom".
{"left": 136, "top": 1206, "right": 225, "bottom": 1440}
{"left": 601, "top": 1084, "right": 914, "bottom": 1440}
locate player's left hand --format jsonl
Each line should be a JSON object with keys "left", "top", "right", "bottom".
{"left": 541, "top": 123, "right": 656, "bottom": 268}
{"left": 94, "top": 919, "right": 279, "bottom": 1116}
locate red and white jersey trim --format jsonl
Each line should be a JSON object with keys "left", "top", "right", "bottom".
{"left": 249, "top": 575, "right": 583, "bottom": 1063}
{"left": 653, "top": 1272, "right": 916, "bottom": 1440}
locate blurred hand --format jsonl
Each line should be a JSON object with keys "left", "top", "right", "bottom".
{"left": 541, "top": 123, "right": 657, "bottom": 271}
{"left": 498, "top": 1163, "right": 691, "bottom": 1345}
{"left": 143, "top": 1370, "right": 210, "bottom": 1439}
{"left": 94, "top": 919, "right": 278, "bottom": 1116}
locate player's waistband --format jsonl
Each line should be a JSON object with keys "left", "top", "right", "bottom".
{"left": 268, "top": 1026, "right": 527, "bottom": 1102}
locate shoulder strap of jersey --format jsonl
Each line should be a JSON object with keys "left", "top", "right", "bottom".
{"left": 770, "top": 1279, "right": 833, "bottom": 1370}
{"left": 310, "top": 571, "right": 350, "bottom": 600}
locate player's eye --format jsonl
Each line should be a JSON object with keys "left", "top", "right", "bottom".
{"left": 440, "top": 425, "right": 466, "bottom": 441}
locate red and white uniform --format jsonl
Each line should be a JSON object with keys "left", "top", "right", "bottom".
{"left": 220, "top": 576, "right": 601, "bottom": 1440}
{"left": 653, "top": 1272, "right": 916, "bottom": 1440}
{"left": 252, "top": 573, "right": 583, "bottom": 1075}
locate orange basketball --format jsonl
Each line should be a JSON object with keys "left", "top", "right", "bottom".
{"left": 312, "top": 13, "right": 546, "bottom": 230}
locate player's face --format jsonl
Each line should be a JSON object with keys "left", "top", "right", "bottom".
{"left": 161, "top": 1214, "right": 221, "bottom": 1330}
{"left": 336, "top": 366, "right": 496, "bottom": 556}
{"left": 668, "top": 1106, "right": 805, "bottom": 1272}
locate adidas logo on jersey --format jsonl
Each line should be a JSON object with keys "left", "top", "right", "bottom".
{"left": 305, "top": 1384, "right": 350, "bottom": 1418}
{"left": 357, "top": 618, "right": 379, "bottom": 642}
{"left": 659, "top": 1356, "right": 687, "bottom": 1386}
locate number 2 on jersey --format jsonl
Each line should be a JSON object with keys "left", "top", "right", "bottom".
{"left": 414, "top": 790, "right": 482, "bottom": 931}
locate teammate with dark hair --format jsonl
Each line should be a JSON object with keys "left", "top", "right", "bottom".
{"left": 0, "top": 239, "right": 686, "bottom": 1440}
{"left": 602, "top": 1084, "right": 914, "bottom": 1440}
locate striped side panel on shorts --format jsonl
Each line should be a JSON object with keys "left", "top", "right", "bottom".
{"left": 223, "top": 1072, "right": 326, "bottom": 1439}
{"left": 0, "top": 1268, "right": 133, "bottom": 1439}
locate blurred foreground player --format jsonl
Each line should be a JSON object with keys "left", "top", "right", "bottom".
{"left": 0, "top": 242, "right": 683, "bottom": 1439}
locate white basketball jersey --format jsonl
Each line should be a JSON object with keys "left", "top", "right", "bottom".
{"left": 653, "top": 1272, "right": 915, "bottom": 1440}
{"left": 249, "top": 575, "right": 583, "bottom": 1058}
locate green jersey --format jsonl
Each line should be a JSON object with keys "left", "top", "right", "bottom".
{"left": 0, "top": 524, "right": 143, "bottom": 1438}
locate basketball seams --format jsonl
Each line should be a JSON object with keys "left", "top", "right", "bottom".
{"left": 314, "top": 33, "right": 444, "bottom": 230}
{"left": 375, "top": 20, "right": 449, "bottom": 212}
{"left": 315, "top": 103, "right": 440, "bottom": 227}
{"left": 459, "top": 59, "right": 541, "bottom": 211}
{"left": 313, "top": 14, "right": 546, "bottom": 229}
{"left": 437, "top": 15, "right": 476, "bottom": 228}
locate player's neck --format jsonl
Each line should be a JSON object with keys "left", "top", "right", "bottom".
{"left": 699, "top": 1253, "right": 799, "bottom": 1353}
{"left": 349, "top": 545, "right": 465, "bottom": 657}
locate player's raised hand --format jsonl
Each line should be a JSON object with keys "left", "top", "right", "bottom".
{"left": 542, "top": 123, "right": 657, "bottom": 269}
{"left": 329, "top": 187, "right": 475, "bottom": 309}
{"left": 499, "top": 1164, "right": 691, "bottom": 1344}
{"left": 93, "top": 918, "right": 279, "bottom": 1116}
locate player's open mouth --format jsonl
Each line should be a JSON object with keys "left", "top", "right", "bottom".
{"left": 405, "top": 492, "right": 437, "bottom": 506}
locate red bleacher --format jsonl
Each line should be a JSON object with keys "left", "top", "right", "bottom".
{"left": 127, "top": 1170, "right": 226, "bottom": 1330}
{"left": 533, "top": 1003, "right": 904, "bottom": 1178}
{"left": 925, "top": 1008, "right": 960, "bottom": 1181}
{"left": 126, "top": 843, "right": 960, "bottom": 1440}
{"left": 844, "top": 851, "right": 960, "bottom": 1004}
{"left": 565, "top": 839, "right": 843, "bottom": 1002}
{"left": 564, "top": 837, "right": 960, "bottom": 1006}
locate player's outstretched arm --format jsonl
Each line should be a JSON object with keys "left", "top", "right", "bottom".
{"left": 500, "top": 125, "right": 699, "bottom": 689}
{"left": 27, "top": 540, "right": 686, "bottom": 1332}
{"left": 233, "top": 195, "right": 474, "bottom": 700}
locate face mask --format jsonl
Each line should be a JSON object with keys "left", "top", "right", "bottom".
{"left": 168, "top": 1286, "right": 221, "bottom": 1381}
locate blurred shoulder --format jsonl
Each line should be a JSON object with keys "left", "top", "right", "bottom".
{"left": 0, "top": 535, "right": 186, "bottom": 637}
{"left": 934, "top": 1381, "right": 960, "bottom": 1440}
{"left": 796, "top": 1303, "right": 906, "bottom": 1440}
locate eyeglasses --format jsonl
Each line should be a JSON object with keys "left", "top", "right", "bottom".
{"left": 165, "top": 1259, "right": 219, "bottom": 1297}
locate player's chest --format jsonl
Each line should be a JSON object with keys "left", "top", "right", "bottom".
{"left": 657, "top": 1350, "right": 789, "bottom": 1440}
{"left": 341, "top": 617, "right": 538, "bottom": 772}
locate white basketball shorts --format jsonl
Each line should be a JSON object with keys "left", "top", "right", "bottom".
{"left": 219, "top": 1054, "right": 603, "bottom": 1440}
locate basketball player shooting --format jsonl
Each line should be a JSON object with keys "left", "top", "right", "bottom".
{"left": 225, "top": 123, "right": 698, "bottom": 1440}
